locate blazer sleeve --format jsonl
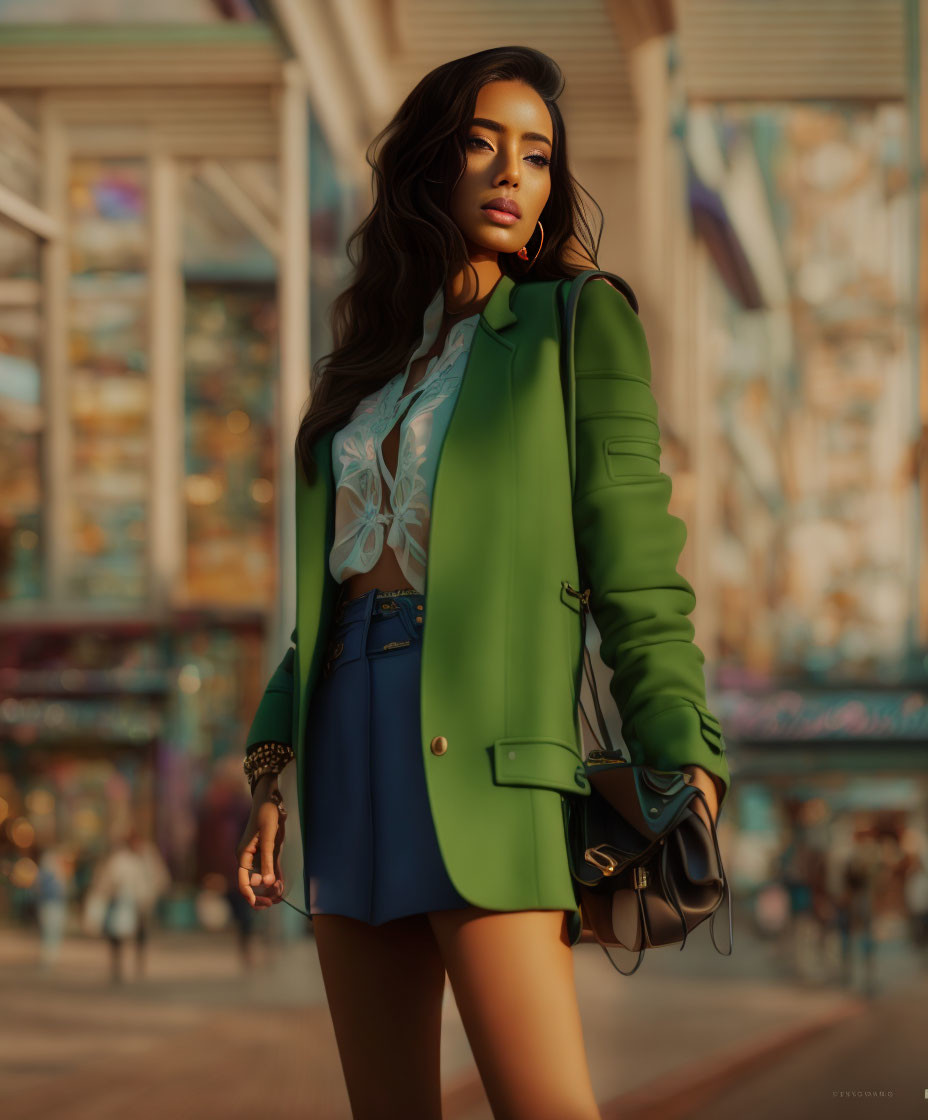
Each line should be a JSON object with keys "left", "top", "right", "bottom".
{"left": 244, "top": 625, "right": 297, "bottom": 756}
{"left": 571, "top": 277, "right": 731, "bottom": 803}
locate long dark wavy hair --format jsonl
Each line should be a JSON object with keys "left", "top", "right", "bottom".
{"left": 295, "top": 45, "right": 605, "bottom": 485}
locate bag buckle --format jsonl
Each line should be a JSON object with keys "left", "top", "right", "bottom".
{"left": 585, "top": 846, "right": 620, "bottom": 876}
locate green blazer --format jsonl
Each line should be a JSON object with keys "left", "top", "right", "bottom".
{"left": 245, "top": 271, "right": 731, "bottom": 947}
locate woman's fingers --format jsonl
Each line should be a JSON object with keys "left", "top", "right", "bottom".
{"left": 236, "top": 814, "right": 281, "bottom": 909}
{"left": 240, "top": 863, "right": 278, "bottom": 909}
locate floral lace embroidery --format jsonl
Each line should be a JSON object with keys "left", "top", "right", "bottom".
{"left": 329, "top": 285, "right": 480, "bottom": 595}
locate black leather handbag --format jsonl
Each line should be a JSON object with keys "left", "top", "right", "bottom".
{"left": 557, "top": 269, "right": 733, "bottom": 975}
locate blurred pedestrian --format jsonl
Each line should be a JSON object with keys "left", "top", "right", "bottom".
{"left": 128, "top": 830, "right": 171, "bottom": 978}
{"left": 838, "top": 830, "right": 881, "bottom": 997}
{"left": 776, "top": 828, "right": 826, "bottom": 982}
{"left": 83, "top": 829, "right": 167, "bottom": 983}
{"left": 900, "top": 828, "right": 928, "bottom": 954}
{"left": 35, "top": 845, "right": 74, "bottom": 971}
{"left": 823, "top": 817, "right": 856, "bottom": 985}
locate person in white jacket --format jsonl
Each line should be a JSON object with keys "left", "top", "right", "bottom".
{"left": 84, "top": 829, "right": 171, "bottom": 983}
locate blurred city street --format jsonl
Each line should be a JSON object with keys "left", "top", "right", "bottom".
{"left": 1, "top": 913, "right": 924, "bottom": 1120}
{"left": 3, "top": 1, "right": 928, "bottom": 1117}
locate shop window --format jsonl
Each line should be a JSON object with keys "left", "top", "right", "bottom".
{"left": 67, "top": 158, "right": 149, "bottom": 602}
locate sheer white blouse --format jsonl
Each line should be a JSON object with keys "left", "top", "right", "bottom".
{"left": 328, "top": 284, "right": 481, "bottom": 595}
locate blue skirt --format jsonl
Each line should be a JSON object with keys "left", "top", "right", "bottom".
{"left": 303, "top": 586, "right": 471, "bottom": 925}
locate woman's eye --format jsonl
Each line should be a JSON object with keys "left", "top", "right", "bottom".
{"left": 466, "top": 136, "right": 493, "bottom": 155}
{"left": 466, "top": 136, "right": 550, "bottom": 167}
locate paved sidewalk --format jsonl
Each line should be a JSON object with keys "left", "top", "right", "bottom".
{"left": 1, "top": 918, "right": 914, "bottom": 1119}
{"left": 683, "top": 967, "right": 928, "bottom": 1120}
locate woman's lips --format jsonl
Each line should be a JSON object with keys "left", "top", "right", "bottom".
{"left": 481, "top": 207, "right": 520, "bottom": 226}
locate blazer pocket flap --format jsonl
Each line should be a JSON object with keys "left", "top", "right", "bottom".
{"left": 493, "top": 737, "right": 591, "bottom": 796}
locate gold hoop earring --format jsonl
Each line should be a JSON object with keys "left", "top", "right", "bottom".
{"left": 516, "top": 220, "right": 544, "bottom": 268}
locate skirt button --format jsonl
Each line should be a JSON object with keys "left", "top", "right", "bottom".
{"left": 430, "top": 735, "right": 448, "bottom": 756}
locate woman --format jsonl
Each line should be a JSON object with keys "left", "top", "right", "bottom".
{"left": 236, "top": 46, "right": 730, "bottom": 1120}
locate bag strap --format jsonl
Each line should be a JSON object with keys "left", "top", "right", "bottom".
{"left": 558, "top": 270, "right": 640, "bottom": 758}
{"left": 558, "top": 269, "right": 640, "bottom": 495}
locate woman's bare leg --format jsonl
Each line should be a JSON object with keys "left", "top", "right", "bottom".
{"left": 312, "top": 911, "right": 447, "bottom": 1119}
{"left": 428, "top": 906, "right": 601, "bottom": 1120}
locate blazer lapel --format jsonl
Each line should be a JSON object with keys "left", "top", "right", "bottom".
{"left": 433, "top": 270, "right": 519, "bottom": 493}
{"left": 424, "top": 270, "right": 520, "bottom": 593}
{"left": 481, "top": 272, "right": 518, "bottom": 333}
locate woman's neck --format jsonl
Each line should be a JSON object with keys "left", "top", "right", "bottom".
{"left": 445, "top": 262, "right": 502, "bottom": 318}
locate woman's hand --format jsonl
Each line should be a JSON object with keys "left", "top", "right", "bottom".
{"left": 236, "top": 774, "right": 286, "bottom": 909}
{"left": 681, "top": 765, "right": 725, "bottom": 830}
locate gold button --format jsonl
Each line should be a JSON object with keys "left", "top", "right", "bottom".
{"left": 415, "top": 615, "right": 423, "bottom": 623}
{"left": 430, "top": 735, "right": 448, "bottom": 756}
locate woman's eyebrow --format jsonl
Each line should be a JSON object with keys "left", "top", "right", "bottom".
{"left": 470, "top": 117, "right": 552, "bottom": 147}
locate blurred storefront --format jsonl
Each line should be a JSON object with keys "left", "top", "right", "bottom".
{"left": 668, "top": 0, "right": 928, "bottom": 930}
{"left": 0, "top": 5, "right": 367, "bottom": 925}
